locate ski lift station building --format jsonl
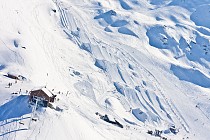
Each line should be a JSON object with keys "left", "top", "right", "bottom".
{"left": 29, "top": 87, "right": 56, "bottom": 107}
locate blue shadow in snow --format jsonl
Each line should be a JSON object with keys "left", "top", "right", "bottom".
{"left": 123, "top": 118, "right": 137, "bottom": 125}
{"left": 0, "top": 64, "right": 5, "bottom": 70}
{"left": 0, "top": 95, "right": 32, "bottom": 121}
{"left": 170, "top": 64, "right": 210, "bottom": 88}
{"left": 118, "top": 27, "right": 138, "bottom": 38}
{"left": 119, "top": 0, "right": 132, "bottom": 10}
{"left": 94, "top": 10, "right": 116, "bottom": 25}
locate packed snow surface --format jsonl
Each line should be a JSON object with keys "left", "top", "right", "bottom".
{"left": 1, "top": 0, "right": 210, "bottom": 140}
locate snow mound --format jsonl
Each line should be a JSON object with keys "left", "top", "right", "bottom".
{"left": 170, "top": 64, "right": 210, "bottom": 88}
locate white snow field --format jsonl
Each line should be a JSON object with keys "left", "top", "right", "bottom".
{"left": 0, "top": 0, "right": 210, "bottom": 139}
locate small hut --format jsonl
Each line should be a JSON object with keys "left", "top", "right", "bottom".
{"left": 6, "top": 72, "right": 27, "bottom": 81}
{"left": 29, "top": 87, "right": 56, "bottom": 107}
{"left": 7, "top": 72, "right": 19, "bottom": 80}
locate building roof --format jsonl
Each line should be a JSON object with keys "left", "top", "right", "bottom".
{"left": 41, "top": 87, "right": 54, "bottom": 97}
{"left": 31, "top": 87, "right": 54, "bottom": 97}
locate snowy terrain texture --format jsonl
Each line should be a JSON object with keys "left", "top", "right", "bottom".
{"left": 1, "top": 0, "right": 210, "bottom": 140}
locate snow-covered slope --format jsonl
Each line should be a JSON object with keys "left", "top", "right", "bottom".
{"left": 1, "top": 0, "right": 210, "bottom": 140}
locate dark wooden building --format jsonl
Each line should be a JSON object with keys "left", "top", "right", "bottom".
{"left": 29, "top": 87, "right": 56, "bottom": 107}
